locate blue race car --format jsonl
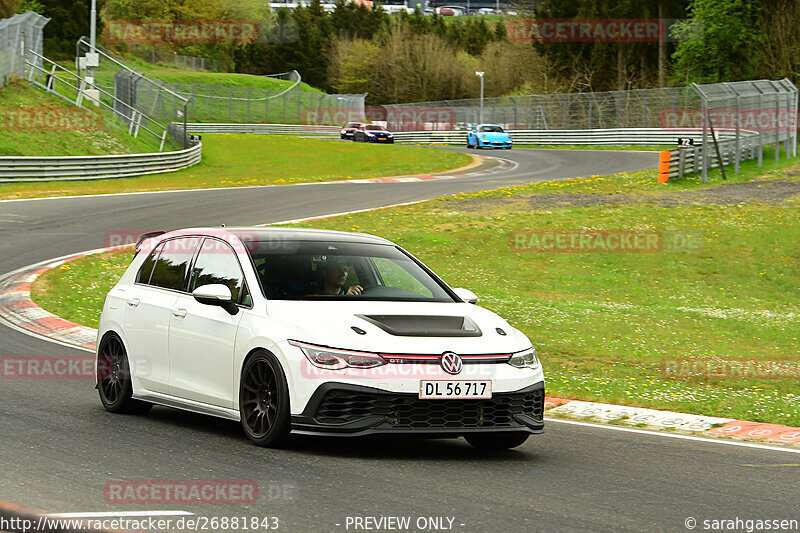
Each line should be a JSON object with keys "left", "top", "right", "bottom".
{"left": 467, "top": 124, "right": 512, "bottom": 149}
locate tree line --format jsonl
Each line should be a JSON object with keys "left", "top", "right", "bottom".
{"left": 4, "top": 0, "right": 799, "bottom": 104}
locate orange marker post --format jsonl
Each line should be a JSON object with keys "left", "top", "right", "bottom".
{"left": 657, "top": 150, "right": 671, "bottom": 183}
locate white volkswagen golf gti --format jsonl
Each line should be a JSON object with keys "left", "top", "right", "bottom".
{"left": 96, "top": 227, "right": 544, "bottom": 449}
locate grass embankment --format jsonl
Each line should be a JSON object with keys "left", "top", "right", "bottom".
{"left": 0, "top": 79, "right": 161, "bottom": 156}
{"left": 31, "top": 153, "right": 800, "bottom": 425}
{"left": 89, "top": 58, "right": 321, "bottom": 94}
{"left": 0, "top": 135, "right": 472, "bottom": 200}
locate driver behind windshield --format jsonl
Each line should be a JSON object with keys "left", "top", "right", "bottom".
{"left": 319, "top": 260, "right": 363, "bottom": 295}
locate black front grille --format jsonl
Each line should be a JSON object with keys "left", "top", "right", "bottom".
{"left": 315, "top": 387, "right": 544, "bottom": 429}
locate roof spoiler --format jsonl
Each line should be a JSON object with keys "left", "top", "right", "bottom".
{"left": 135, "top": 231, "right": 166, "bottom": 253}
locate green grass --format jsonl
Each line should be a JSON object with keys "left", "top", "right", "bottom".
{"left": 286, "top": 159, "right": 800, "bottom": 425}
{"left": 0, "top": 79, "right": 162, "bottom": 156}
{"left": 76, "top": 57, "right": 321, "bottom": 94}
{"left": 0, "top": 135, "right": 472, "bottom": 200}
{"left": 29, "top": 154, "right": 800, "bottom": 426}
{"left": 32, "top": 250, "right": 135, "bottom": 329}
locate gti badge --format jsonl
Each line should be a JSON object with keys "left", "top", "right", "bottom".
{"left": 440, "top": 352, "right": 463, "bottom": 375}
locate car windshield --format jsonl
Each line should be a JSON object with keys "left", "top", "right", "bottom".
{"left": 246, "top": 240, "right": 455, "bottom": 302}
{"left": 365, "top": 125, "right": 384, "bottom": 131}
{"left": 346, "top": 123, "right": 360, "bottom": 127}
{"left": 480, "top": 125, "right": 504, "bottom": 133}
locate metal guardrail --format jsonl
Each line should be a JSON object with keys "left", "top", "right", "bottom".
{"left": 181, "top": 123, "right": 341, "bottom": 135}
{"left": 178, "top": 125, "right": 727, "bottom": 145}
{"left": 391, "top": 128, "right": 733, "bottom": 145}
{"left": 0, "top": 142, "right": 202, "bottom": 182}
{"left": 659, "top": 130, "right": 763, "bottom": 182}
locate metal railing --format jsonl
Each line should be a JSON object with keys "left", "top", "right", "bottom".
{"left": 147, "top": 80, "right": 366, "bottom": 124}
{"left": 179, "top": 122, "right": 341, "bottom": 135}
{"left": 175, "top": 124, "right": 725, "bottom": 145}
{"left": 25, "top": 51, "right": 178, "bottom": 152}
{"left": 75, "top": 37, "right": 190, "bottom": 148}
{"left": 391, "top": 128, "right": 728, "bottom": 145}
{"left": 661, "top": 130, "right": 763, "bottom": 181}
{"left": 0, "top": 141, "right": 201, "bottom": 182}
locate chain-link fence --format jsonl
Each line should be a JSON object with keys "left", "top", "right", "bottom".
{"left": 0, "top": 11, "right": 48, "bottom": 87}
{"left": 72, "top": 36, "right": 189, "bottom": 149}
{"left": 128, "top": 44, "right": 232, "bottom": 73}
{"left": 692, "top": 80, "right": 798, "bottom": 180}
{"left": 385, "top": 80, "right": 798, "bottom": 181}
{"left": 383, "top": 87, "right": 704, "bottom": 131}
{"left": 133, "top": 76, "right": 366, "bottom": 124}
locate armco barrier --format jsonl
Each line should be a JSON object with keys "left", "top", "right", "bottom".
{"left": 183, "top": 123, "right": 340, "bottom": 135}
{"left": 659, "top": 129, "right": 763, "bottom": 181}
{"left": 0, "top": 142, "right": 201, "bottom": 182}
{"left": 178, "top": 125, "right": 724, "bottom": 146}
{"left": 392, "top": 128, "right": 722, "bottom": 145}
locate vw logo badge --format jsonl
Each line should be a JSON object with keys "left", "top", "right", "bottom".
{"left": 440, "top": 352, "right": 463, "bottom": 375}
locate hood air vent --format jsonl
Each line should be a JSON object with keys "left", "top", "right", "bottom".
{"left": 357, "top": 315, "right": 482, "bottom": 337}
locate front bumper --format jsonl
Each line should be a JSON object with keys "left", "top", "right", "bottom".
{"left": 479, "top": 139, "right": 512, "bottom": 148}
{"left": 290, "top": 381, "right": 544, "bottom": 437}
{"left": 368, "top": 136, "right": 394, "bottom": 144}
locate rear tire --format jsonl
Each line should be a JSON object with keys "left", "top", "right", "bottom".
{"left": 465, "top": 432, "right": 529, "bottom": 450}
{"left": 239, "top": 351, "right": 291, "bottom": 447}
{"left": 97, "top": 334, "right": 152, "bottom": 415}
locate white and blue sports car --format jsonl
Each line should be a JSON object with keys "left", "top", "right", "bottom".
{"left": 467, "top": 124, "right": 512, "bottom": 149}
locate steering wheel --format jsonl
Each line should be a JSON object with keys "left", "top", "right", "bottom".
{"left": 357, "top": 284, "right": 377, "bottom": 295}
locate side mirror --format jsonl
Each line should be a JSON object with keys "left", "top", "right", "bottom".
{"left": 193, "top": 284, "right": 239, "bottom": 315}
{"left": 452, "top": 287, "right": 478, "bottom": 304}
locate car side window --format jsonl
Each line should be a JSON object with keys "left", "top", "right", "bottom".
{"left": 136, "top": 242, "right": 164, "bottom": 284}
{"left": 149, "top": 237, "right": 200, "bottom": 292}
{"left": 189, "top": 238, "right": 250, "bottom": 306}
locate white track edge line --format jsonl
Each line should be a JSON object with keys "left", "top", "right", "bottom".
{"left": 546, "top": 417, "right": 800, "bottom": 454}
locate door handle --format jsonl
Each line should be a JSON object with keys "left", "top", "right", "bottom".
{"left": 126, "top": 297, "right": 140, "bottom": 307}
{"left": 172, "top": 308, "right": 187, "bottom": 319}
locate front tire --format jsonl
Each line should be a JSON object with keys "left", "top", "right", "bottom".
{"left": 239, "top": 351, "right": 291, "bottom": 447}
{"left": 465, "top": 432, "right": 529, "bottom": 450}
{"left": 97, "top": 334, "right": 152, "bottom": 415}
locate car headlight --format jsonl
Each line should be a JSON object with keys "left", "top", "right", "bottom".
{"left": 289, "top": 340, "right": 387, "bottom": 370}
{"left": 508, "top": 347, "right": 539, "bottom": 369}
{"left": 341, "top": 129, "right": 346, "bottom": 134}
{"left": 480, "top": 134, "right": 486, "bottom": 139}
{"left": 367, "top": 133, "right": 376, "bottom": 137}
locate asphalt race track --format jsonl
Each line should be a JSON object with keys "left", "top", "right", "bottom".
{"left": 2, "top": 147, "right": 797, "bottom": 532}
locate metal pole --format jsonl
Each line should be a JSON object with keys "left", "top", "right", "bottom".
{"left": 692, "top": 83, "right": 709, "bottom": 183}
{"left": 88, "top": 0, "right": 96, "bottom": 89}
